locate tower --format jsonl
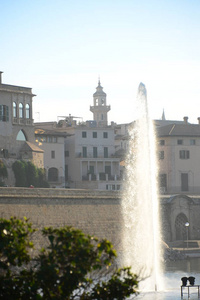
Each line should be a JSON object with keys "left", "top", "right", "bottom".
{"left": 90, "top": 80, "right": 110, "bottom": 127}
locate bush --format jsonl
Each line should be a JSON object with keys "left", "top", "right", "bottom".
{"left": 0, "top": 217, "right": 138, "bottom": 299}
{"left": 12, "top": 160, "right": 49, "bottom": 188}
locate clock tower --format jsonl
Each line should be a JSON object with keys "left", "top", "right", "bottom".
{"left": 90, "top": 80, "right": 110, "bottom": 127}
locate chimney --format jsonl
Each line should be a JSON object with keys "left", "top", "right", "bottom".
{"left": 183, "top": 116, "right": 188, "bottom": 124}
{"left": 198, "top": 117, "right": 200, "bottom": 125}
{"left": 0, "top": 72, "right": 3, "bottom": 84}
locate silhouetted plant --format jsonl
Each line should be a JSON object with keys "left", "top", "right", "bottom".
{"left": 0, "top": 217, "right": 138, "bottom": 299}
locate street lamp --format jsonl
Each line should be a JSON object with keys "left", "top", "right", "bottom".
{"left": 185, "top": 222, "right": 189, "bottom": 250}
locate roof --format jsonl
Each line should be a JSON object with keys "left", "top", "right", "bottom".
{"left": 154, "top": 119, "right": 185, "bottom": 127}
{"left": 35, "top": 128, "right": 68, "bottom": 137}
{"left": 156, "top": 123, "right": 200, "bottom": 137}
{"left": 93, "top": 80, "right": 106, "bottom": 97}
{"left": 21, "top": 141, "right": 44, "bottom": 153}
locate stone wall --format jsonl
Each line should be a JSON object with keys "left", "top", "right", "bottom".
{"left": 0, "top": 187, "right": 123, "bottom": 251}
{"left": 1, "top": 188, "right": 200, "bottom": 251}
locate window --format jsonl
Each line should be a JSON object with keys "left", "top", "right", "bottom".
{"left": 47, "top": 136, "right": 52, "bottom": 143}
{"left": 16, "top": 130, "right": 26, "bottom": 141}
{"left": 0, "top": 105, "right": 9, "bottom": 121}
{"left": 89, "top": 166, "right": 94, "bottom": 174}
{"left": 177, "top": 139, "right": 183, "bottom": 145}
{"left": 51, "top": 150, "right": 55, "bottom": 159}
{"left": 83, "top": 146, "right": 87, "bottom": 158}
{"left": 103, "top": 132, "right": 108, "bottom": 138}
{"left": 65, "top": 150, "right": 69, "bottom": 157}
{"left": 158, "top": 151, "right": 164, "bottom": 160}
{"left": 179, "top": 150, "right": 190, "bottom": 159}
{"left": 82, "top": 131, "right": 87, "bottom": 138}
{"left": 101, "top": 114, "right": 104, "bottom": 120}
{"left": 159, "top": 174, "right": 167, "bottom": 191}
{"left": 53, "top": 137, "right": 57, "bottom": 143}
{"left": 25, "top": 104, "right": 30, "bottom": 119}
{"left": 104, "top": 147, "right": 108, "bottom": 158}
{"left": 13, "top": 102, "right": 17, "bottom": 118}
{"left": 93, "top": 132, "right": 97, "bottom": 138}
{"left": 181, "top": 173, "right": 188, "bottom": 191}
{"left": 190, "top": 139, "right": 196, "bottom": 145}
{"left": 93, "top": 147, "right": 98, "bottom": 158}
{"left": 159, "top": 140, "right": 165, "bottom": 146}
{"left": 19, "top": 103, "right": 23, "bottom": 118}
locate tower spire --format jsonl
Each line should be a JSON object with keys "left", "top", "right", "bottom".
{"left": 98, "top": 75, "right": 101, "bottom": 86}
{"left": 162, "top": 109, "right": 166, "bottom": 120}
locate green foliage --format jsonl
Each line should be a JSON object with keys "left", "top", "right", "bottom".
{"left": 12, "top": 160, "right": 27, "bottom": 187}
{"left": 0, "top": 217, "right": 35, "bottom": 271}
{"left": 12, "top": 160, "right": 49, "bottom": 188}
{"left": 0, "top": 218, "right": 138, "bottom": 300}
{"left": 0, "top": 160, "right": 8, "bottom": 185}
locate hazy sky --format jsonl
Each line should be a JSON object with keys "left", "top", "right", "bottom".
{"left": 1, "top": 0, "right": 200, "bottom": 124}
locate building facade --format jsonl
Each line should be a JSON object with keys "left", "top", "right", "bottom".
{"left": 0, "top": 72, "right": 43, "bottom": 186}
{"left": 156, "top": 118, "right": 200, "bottom": 194}
{"left": 35, "top": 81, "right": 122, "bottom": 190}
{"left": 35, "top": 127, "right": 67, "bottom": 188}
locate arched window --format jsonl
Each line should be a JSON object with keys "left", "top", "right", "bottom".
{"left": 16, "top": 130, "right": 27, "bottom": 141}
{"left": 48, "top": 167, "right": 58, "bottom": 181}
{"left": 25, "top": 104, "right": 30, "bottom": 119}
{"left": 19, "top": 103, "right": 23, "bottom": 118}
{"left": 13, "top": 102, "right": 17, "bottom": 118}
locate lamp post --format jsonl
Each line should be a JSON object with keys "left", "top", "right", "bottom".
{"left": 185, "top": 222, "right": 189, "bottom": 250}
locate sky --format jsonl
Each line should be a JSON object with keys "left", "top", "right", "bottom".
{"left": 1, "top": 0, "right": 200, "bottom": 124}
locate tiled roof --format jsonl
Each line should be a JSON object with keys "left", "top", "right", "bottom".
{"left": 21, "top": 141, "right": 44, "bottom": 153}
{"left": 157, "top": 123, "right": 200, "bottom": 137}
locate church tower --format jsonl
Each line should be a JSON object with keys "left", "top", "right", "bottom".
{"left": 90, "top": 80, "right": 110, "bottom": 127}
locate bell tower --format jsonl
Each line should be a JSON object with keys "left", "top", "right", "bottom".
{"left": 90, "top": 80, "right": 110, "bottom": 127}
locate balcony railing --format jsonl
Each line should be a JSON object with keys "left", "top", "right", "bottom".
{"left": 13, "top": 118, "right": 33, "bottom": 126}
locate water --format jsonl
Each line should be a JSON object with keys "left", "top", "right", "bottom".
{"left": 121, "top": 83, "right": 163, "bottom": 291}
{"left": 134, "top": 257, "right": 200, "bottom": 299}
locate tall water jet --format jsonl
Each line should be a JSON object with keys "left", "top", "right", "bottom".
{"left": 121, "top": 83, "right": 163, "bottom": 291}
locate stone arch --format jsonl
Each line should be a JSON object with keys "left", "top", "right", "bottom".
{"left": 48, "top": 167, "right": 58, "bottom": 182}
{"left": 175, "top": 213, "right": 188, "bottom": 240}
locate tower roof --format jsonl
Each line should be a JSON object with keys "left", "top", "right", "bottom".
{"left": 93, "top": 80, "right": 106, "bottom": 97}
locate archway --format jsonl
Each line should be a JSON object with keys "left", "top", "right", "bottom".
{"left": 175, "top": 213, "right": 188, "bottom": 240}
{"left": 16, "top": 130, "right": 27, "bottom": 141}
{"left": 48, "top": 168, "right": 58, "bottom": 182}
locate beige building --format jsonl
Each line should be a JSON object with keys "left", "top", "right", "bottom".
{"left": 0, "top": 72, "right": 43, "bottom": 186}
{"left": 35, "top": 127, "right": 67, "bottom": 188}
{"left": 35, "top": 81, "right": 122, "bottom": 190}
{"left": 157, "top": 117, "right": 200, "bottom": 194}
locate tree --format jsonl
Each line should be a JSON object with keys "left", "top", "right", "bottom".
{"left": 26, "top": 161, "right": 38, "bottom": 187}
{"left": 0, "top": 217, "right": 138, "bottom": 299}
{"left": 12, "top": 160, "right": 27, "bottom": 187}
{"left": 0, "top": 159, "right": 8, "bottom": 186}
{"left": 12, "top": 160, "right": 49, "bottom": 188}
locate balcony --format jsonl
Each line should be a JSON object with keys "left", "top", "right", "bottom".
{"left": 82, "top": 173, "right": 121, "bottom": 182}
{"left": 13, "top": 118, "right": 33, "bottom": 126}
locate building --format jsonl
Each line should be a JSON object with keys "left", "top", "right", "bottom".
{"left": 0, "top": 72, "right": 43, "bottom": 186}
{"left": 35, "top": 127, "right": 67, "bottom": 188}
{"left": 156, "top": 117, "right": 200, "bottom": 194}
{"left": 35, "top": 81, "right": 122, "bottom": 190}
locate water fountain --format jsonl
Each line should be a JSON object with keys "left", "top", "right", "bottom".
{"left": 121, "top": 83, "right": 163, "bottom": 292}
